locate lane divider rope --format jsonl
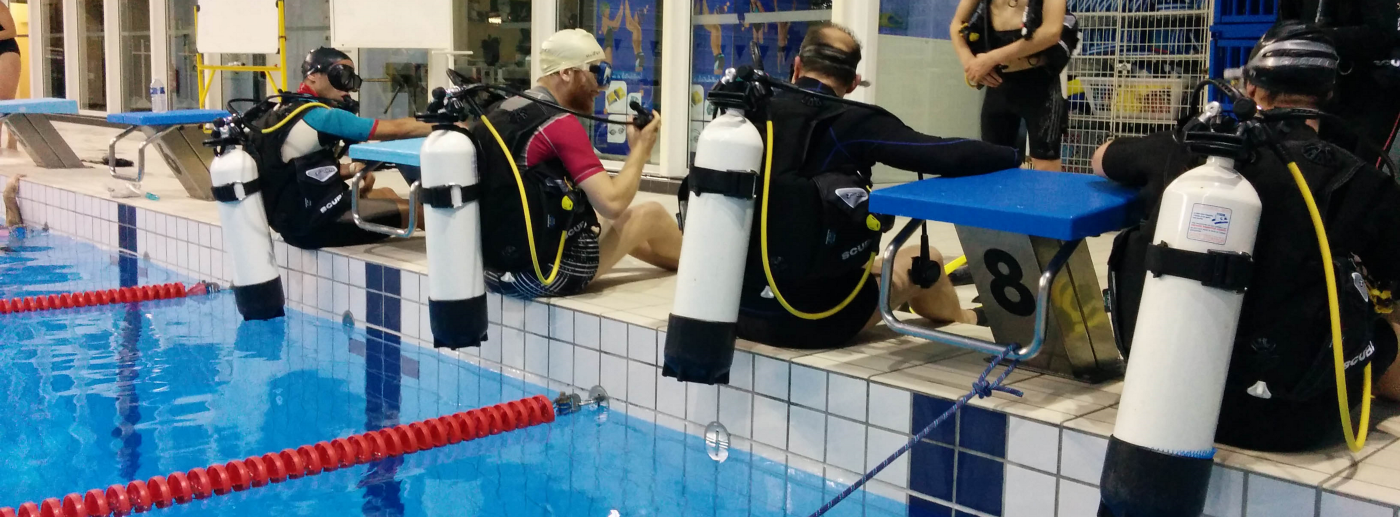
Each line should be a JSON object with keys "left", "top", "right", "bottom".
{"left": 1, "top": 395, "right": 557, "bottom": 517}
{"left": 0, "top": 282, "right": 218, "bottom": 315}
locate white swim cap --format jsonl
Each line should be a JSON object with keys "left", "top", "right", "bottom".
{"left": 539, "top": 29, "right": 606, "bottom": 76}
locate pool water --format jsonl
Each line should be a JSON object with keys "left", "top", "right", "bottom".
{"left": 0, "top": 230, "right": 906, "bottom": 517}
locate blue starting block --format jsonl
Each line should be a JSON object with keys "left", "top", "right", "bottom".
{"left": 870, "top": 169, "right": 1142, "bottom": 381}
{"left": 0, "top": 98, "right": 84, "bottom": 169}
{"left": 106, "top": 109, "right": 229, "bottom": 200}
{"left": 348, "top": 138, "right": 425, "bottom": 186}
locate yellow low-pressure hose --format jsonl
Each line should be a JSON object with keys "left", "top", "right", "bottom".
{"left": 259, "top": 103, "right": 331, "bottom": 133}
{"left": 944, "top": 255, "right": 967, "bottom": 275}
{"left": 759, "top": 120, "right": 874, "bottom": 320}
{"left": 479, "top": 116, "right": 569, "bottom": 286}
{"left": 1287, "top": 160, "right": 1371, "bottom": 452}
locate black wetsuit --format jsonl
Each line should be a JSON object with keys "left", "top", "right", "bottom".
{"left": 0, "top": 23, "right": 19, "bottom": 56}
{"left": 978, "top": 29, "right": 1069, "bottom": 161}
{"left": 1280, "top": 0, "right": 1400, "bottom": 168}
{"left": 1103, "top": 123, "right": 1400, "bottom": 451}
{"left": 734, "top": 78, "right": 1022, "bottom": 350}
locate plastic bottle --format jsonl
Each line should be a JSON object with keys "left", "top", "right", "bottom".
{"left": 150, "top": 78, "right": 168, "bottom": 113}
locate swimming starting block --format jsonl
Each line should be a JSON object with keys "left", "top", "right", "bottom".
{"left": 0, "top": 98, "right": 84, "bottom": 169}
{"left": 870, "top": 168, "right": 1142, "bottom": 382}
{"left": 348, "top": 137, "right": 425, "bottom": 185}
{"left": 107, "top": 109, "right": 230, "bottom": 201}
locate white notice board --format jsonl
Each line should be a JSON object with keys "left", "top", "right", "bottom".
{"left": 330, "top": 0, "right": 453, "bottom": 49}
{"left": 196, "top": 0, "right": 281, "bottom": 55}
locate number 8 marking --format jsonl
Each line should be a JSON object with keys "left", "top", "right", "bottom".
{"left": 984, "top": 249, "right": 1036, "bottom": 317}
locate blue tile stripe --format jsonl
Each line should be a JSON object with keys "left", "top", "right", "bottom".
{"left": 909, "top": 394, "right": 1009, "bottom": 514}
{"left": 117, "top": 204, "right": 137, "bottom": 254}
{"left": 363, "top": 262, "right": 401, "bottom": 332}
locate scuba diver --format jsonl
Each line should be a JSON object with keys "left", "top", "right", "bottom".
{"left": 473, "top": 29, "right": 678, "bottom": 300}
{"left": 253, "top": 47, "right": 434, "bottom": 250}
{"left": 950, "top": 0, "right": 1073, "bottom": 172}
{"left": 1095, "top": 22, "right": 1400, "bottom": 452}
{"left": 1279, "top": 0, "right": 1400, "bottom": 169}
{"left": 732, "top": 23, "right": 1021, "bottom": 350}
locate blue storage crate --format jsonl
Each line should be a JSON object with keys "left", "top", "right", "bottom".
{"left": 1208, "top": 37, "right": 1256, "bottom": 109}
{"left": 1215, "top": 0, "right": 1278, "bottom": 25}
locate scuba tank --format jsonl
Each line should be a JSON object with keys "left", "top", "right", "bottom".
{"left": 1099, "top": 101, "right": 1262, "bottom": 517}
{"left": 662, "top": 69, "right": 767, "bottom": 384}
{"left": 420, "top": 86, "right": 488, "bottom": 349}
{"left": 205, "top": 112, "right": 285, "bottom": 321}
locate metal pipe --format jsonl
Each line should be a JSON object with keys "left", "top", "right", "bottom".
{"left": 130, "top": 125, "right": 181, "bottom": 185}
{"left": 349, "top": 168, "right": 421, "bottom": 238}
{"left": 877, "top": 219, "right": 1081, "bottom": 360}
{"left": 107, "top": 126, "right": 139, "bottom": 178}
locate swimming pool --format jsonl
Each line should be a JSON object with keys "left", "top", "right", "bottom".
{"left": 0, "top": 230, "right": 906, "bottom": 517}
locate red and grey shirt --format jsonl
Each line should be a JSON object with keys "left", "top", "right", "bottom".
{"left": 494, "top": 87, "right": 607, "bottom": 185}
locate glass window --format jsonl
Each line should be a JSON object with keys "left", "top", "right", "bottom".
{"left": 283, "top": 0, "right": 330, "bottom": 86}
{"left": 688, "top": 0, "right": 826, "bottom": 162}
{"left": 40, "top": 0, "right": 63, "bottom": 98}
{"left": 561, "top": 0, "right": 662, "bottom": 164}
{"left": 459, "top": 0, "right": 532, "bottom": 92}
{"left": 78, "top": 0, "right": 105, "bottom": 110}
{"left": 358, "top": 49, "right": 429, "bottom": 120}
{"left": 169, "top": 0, "right": 327, "bottom": 110}
{"left": 121, "top": 0, "right": 152, "bottom": 111}
{"left": 168, "top": 0, "right": 197, "bottom": 109}
{"left": 873, "top": 0, "right": 982, "bottom": 184}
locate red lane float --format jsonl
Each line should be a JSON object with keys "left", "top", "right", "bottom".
{"left": 4, "top": 396, "right": 559, "bottom": 516}
{"left": 0, "top": 283, "right": 208, "bottom": 315}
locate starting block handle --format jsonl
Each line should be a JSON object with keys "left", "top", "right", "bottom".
{"left": 349, "top": 168, "right": 420, "bottom": 238}
{"left": 877, "top": 219, "right": 1081, "bottom": 360}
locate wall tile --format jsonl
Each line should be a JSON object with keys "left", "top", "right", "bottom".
{"left": 601, "top": 318, "right": 628, "bottom": 357}
{"left": 729, "top": 351, "right": 754, "bottom": 391}
{"left": 1203, "top": 467, "right": 1245, "bottom": 517}
{"left": 656, "top": 371, "right": 687, "bottom": 418}
{"left": 752, "top": 395, "right": 788, "bottom": 449}
{"left": 912, "top": 394, "right": 958, "bottom": 446}
{"left": 487, "top": 292, "right": 502, "bottom": 324}
{"left": 790, "top": 366, "right": 828, "bottom": 411}
{"left": 401, "top": 302, "right": 420, "bottom": 340}
{"left": 1058, "top": 480, "right": 1101, "bottom": 517}
{"left": 600, "top": 354, "right": 628, "bottom": 405}
{"left": 525, "top": 333, "right": 549, "bottom": 376}
{"left": 824, "top": 415, "right": 866, "bottom": 474}
{"left": 333, "top": 282, "right": 350, "bottom": 316}
{"left": 788, "top": 406, "right": 826, "bottom": 462}
{"left": 828, "top": 374, "right": 867, "bottom": 423}
{"left": 628, "top": 325, "right": 658, "bottom": 365}
{"left": 628, "top": 361, "right": 657, "bottom": 410}
{"left": 481, "top": 324, "right": 503, "bottom": 363}
{"left": 502, "top": 297, "right": 525, "bottom": 329}
{"left": 351, "top": 287, "right": 366, "bottom": 323}
{"left": 575, "top": 348, "right": 601, "bottom": 391}
{"left": 275, "top": 242, "right": 289, "bottom": 268}
{"left": 1244, "top": 475, "right": 1316, "bottom": 517}
{"left": 868, "top": 383, "right": 912, "bottom": 433}
{"left": 317, "top": 252, "right": 333, "bottom": 280}
{"left": 1319, "top": 492, "right": 1390, "bottom": 517}
{"left": 955, "top": 452, "right": 1004, "bottom": 516}
{"left": 908, "top": 497, "right": 954, "bottom": 517}
{"left": 401, "top": 272, "right": 420, "bottom": 302}
{"left": 1007, "top": 417, "right": 1060, "bottom": 473}
{"left": 1060, "top": 430, "right": 1108, "bottom": 485}
{"left": 383, "top": 265, "right": 401, "bottom": 295}
{"left": 910, "top": 440, "right": 955, "bottom": 502}
{"left": 718, "top": 386, "right": 753, "bottom": 438}
{"left": 383, "top": 296, "right": 401, "bottom": 332}
{"left": 574, "top": 313, "right": 601, "bottom": 350}
{"left": 686, "top": 382, "right": 719, "bottom": 424}
{"left": 549, "top": 339, "right": 574, "bottom": 386}
{"left": 350, "top": 259, "right": 366, "bottom": 287}
{"left": 754, "top": 356, "right": 790, "bottom": 400}
{"left": 865, "top": 427, "right": 910, "bottom": 488}
{"left": 317, "top": 275, "right": 334, "bottom": 312}
{"left": 525, "top": 301, "right": 549, "bottom": 336}
{"left": 550, "top": 306, "right": 574, "bottom": 341}
{"left": 959, "top": 406, "right": 1007, "bottom": 459}
{"left": 501, "top": 327, "right": 526, "bottom": 370}
{"left": 1003, "top": 464, "right": 1056, "bottom": 517}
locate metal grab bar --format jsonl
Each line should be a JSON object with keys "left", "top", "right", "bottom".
{"left": 349, "top": 168, "right": 421, "bottom": 238}
{"left": 108, "top": 125, "right": 181, "bottom": 184}
{"left": 877, "top": 219, "right": 1082, "bottom": 360}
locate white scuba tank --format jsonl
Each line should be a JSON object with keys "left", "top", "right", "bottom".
{"left": 210, "top": 145, "right": 285, "bottom": 320}
{"left": 662, "top": 108, "right": 765, "bottom": 384}
{"left": 420, "top": 128, "right": 488, "bottom": 348}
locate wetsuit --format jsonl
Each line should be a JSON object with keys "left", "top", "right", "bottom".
{"left": 1103, "top": 123, "right": 1400, "bottom": 451}
{"left": 734, "top": 78, "right": 1022, "bottom": 350}
{"left": 1279, "top": 0, "right": 1400, "bottom": 168}
{"left": 0, "top": 23, "right": 19, "bottom": 56}
{"left": 978, "top": 29, "right": 1068, "bottom": 161}
{"left": 257, "top": 102, "right": 403, "bottom": 250}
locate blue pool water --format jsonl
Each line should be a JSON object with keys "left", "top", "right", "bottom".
{"left": 0, "top": 231, "right": 907, "bottom": 517}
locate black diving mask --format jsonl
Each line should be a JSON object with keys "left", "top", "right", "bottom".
{"left": 589, "top": 62, "right": 613, "bottom": 87}
{"left": 321, "top": 63, "right": 364, "bottom": 93}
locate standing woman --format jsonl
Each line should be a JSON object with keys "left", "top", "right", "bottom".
{"left": 0, "top": 2, "right": 20, "bottom": 150}
{"left": 949, "top": 0, "right": 1069, "bottom": 172}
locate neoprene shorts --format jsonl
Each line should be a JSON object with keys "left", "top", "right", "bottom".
{"left": 980, "top": 66, "right": 1068, "bottom": 161}
{"left": 486, "top": 231, "right": 600, "bottom": 300}
{"left": 736, "top": 276, "right": 879, "bottom": 350}
{"left": 280, "top": 198, "right": 401, "bottom": 250}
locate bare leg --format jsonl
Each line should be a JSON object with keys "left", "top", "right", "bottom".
{"left": 364, "top": 188, "right": 424, "bottom": 230}
{"left": 864, "top": 245, "right": 977, "bottom": 331}
{"left": 595, "top": 201, "right": 682, "bottom": 278}
{"left": 1378, "top": 315, "right": 1400, "bottom": 401}
{"left": 0, "top": 53, "right": 20, "bottom": 150}
{"left": 1031, "top": 157, "right": 1061, "bottom": 172}
{"left": 4, "top": 174, "right": 22, "bottom": 227}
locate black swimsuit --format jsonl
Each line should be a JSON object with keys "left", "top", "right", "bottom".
{"left": 978, "top": 29, "right": 1068, "bottom": 160}
{"left": 0, "top": 23, "right": 19, "bottom": 56}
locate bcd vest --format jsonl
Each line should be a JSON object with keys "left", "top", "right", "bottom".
{"left": 473, "top": 100, "right": 598, "bottom": 273}
{"left": 246, "top": 99, "right": 350, "bottom": 236}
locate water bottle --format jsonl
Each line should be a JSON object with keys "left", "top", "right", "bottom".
{"left": 150, "top": 78, "right": 168, "bottom": 113}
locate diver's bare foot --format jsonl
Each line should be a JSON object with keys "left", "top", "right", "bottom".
{"left": 4, "top": 174, "right": 23, "bottom": 227}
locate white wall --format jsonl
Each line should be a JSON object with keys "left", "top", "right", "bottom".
{"left": 872, "top": 34, "right": 984, "bottom": 184}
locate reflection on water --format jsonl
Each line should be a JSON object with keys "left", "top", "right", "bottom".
{"left": 0, "top": 231, "right": 905, "bottom": 517}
